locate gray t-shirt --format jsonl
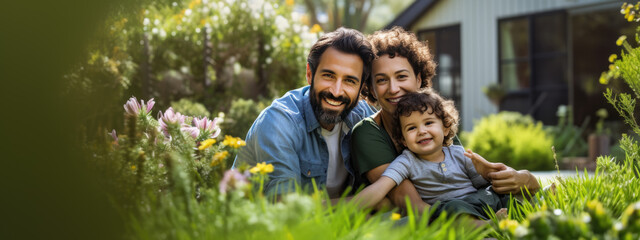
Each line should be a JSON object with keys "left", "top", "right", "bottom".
{"left": 382, "top": 145, "right": 489, "bottom": 205}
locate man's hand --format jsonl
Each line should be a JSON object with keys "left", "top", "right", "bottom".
{"left": 464, "top": 149, "right": 506, "bottom": 181}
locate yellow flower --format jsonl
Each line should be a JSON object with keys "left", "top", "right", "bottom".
{"left": 198, "top": 138, "right": 216, "bottom": 151}
{"left": 211, "top": 151, "right": 229, "bottom": 166}
{"left": 499, "top": 219, "right": 519, "bottom": 234}
{"left": 609, "top": 54, "right": 617, "bottom": 63}
{"left": 250, "top": 162, "right": 274, "bottom": 175}
{"left": 627, "top": 13, "right": 635, "bottom": 22}
{"left": 286, "top": 0, "right": 294, "bottom": 7}
{"left": 198, "top": 138, "right": 217, "bottom": 150}
{"left": 587, "top": 200, "right": 606, "bottom": 216}
{"left": 609, "top": 64, "right": 616, "bottom": 71}
{"left": 599, "top": 75, "right": 609, "bottom": 85}
{"left": 310, "top": 24, "right": 322, "bottom": 34}
{"left": 131, "top": 165, "right": 137, "bottom": 170}
{"left": 390, "top": 212, "right": 401, "bottom": 221}
{"left": 222, "top": 135, "right": 246, "bottom": 149}
{"left": 617, "top": 35, "right": 627, "bottom": 46}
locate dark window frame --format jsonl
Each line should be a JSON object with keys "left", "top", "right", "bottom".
{"left": 416, "top": 24, "right": 462, "bottom": 106}
{"left": 498, "top": 10, "right": 568, "bottom": 97}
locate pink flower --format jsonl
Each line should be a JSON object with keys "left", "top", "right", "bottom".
{"left": 123, "top": 97, "right": 155, "bottom": 116}
{"left": 181, "top": 126, "right": 200, "bottom": 139}
{"left": 158, "top": 107, "right": 187, "bottom": 137}
{"left": 192, "top": 117, "right": 221, "bottom": 139}
{"left": 219, "top": 169, "right": 249, "bottom": 194}
{"left": 110, "top": 129, "right": 118, "bottom": 143}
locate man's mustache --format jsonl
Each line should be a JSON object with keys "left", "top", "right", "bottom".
{"left": 318, "top": 91, "right": 350, "bottom": 105}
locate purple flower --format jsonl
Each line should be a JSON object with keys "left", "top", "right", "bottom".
{"left": 123, "top": 97, "right": 155, "bottom": 116}
{"left": 158, "top": 107, "right": 187, "bottom": 137}
{"left": 192, "top": 117, "right": 221, "bottom": 139}
{"left": 219, "top": 169, "right": 249, "bottom": 194}
{"left": 181, "top": 126, "right": 200, "bottom": 139}
{"left": 110, "top": 129, "right": 118, "bottom": 143}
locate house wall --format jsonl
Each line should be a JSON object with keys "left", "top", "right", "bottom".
{"left": 409, "top": 0, "right": 618, "bottom": 131}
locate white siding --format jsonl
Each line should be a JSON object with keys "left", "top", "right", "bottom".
{"left": 409, "top": 0, "right": 617, "bottom": 131}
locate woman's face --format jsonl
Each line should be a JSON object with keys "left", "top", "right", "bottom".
{"left": 371, "top": 55, "right": 422, "bottom": 115}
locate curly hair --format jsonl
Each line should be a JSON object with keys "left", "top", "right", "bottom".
{"left": 391, "top": 89, "right": 459, "bottom": 147}
{"left": 363, "top": 26, "right": 437, "bottom": 102}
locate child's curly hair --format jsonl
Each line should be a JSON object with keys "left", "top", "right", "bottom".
{"left": 391, "top": 89, "right": 459, "bottom": 147}
{"left": 363, "top": 26, "right": 437, "bottom": 103}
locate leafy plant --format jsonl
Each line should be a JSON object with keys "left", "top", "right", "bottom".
{"left": 221, "top": 98, "right": 270, "bottom": 139}
{"left": 546, "top": 105, "right": 589, "bottom": 158}
{"left": 465, "top": 111, "right": 554, "bottom": 170}
{"left": 170, "top": 98, "right": 211, "bottom": 118}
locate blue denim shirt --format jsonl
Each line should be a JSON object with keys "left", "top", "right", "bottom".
{"left": 233, "top": 86, "right": 375, "bottom": 196}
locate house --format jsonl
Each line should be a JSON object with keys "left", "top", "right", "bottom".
{"left": 386, "top": 0, "right": 633, "bottom": 131}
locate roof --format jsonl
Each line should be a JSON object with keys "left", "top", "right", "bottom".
{"left": 385, "top": 0, "right": 441, "bottom": 29}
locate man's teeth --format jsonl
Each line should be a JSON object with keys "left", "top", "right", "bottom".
{"left": 326, "top": 98, "right": 343, "bottom": 106}
{"left": 388, "top": 98, "right": 400, "bottom": 103}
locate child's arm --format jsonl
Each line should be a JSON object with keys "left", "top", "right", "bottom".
{"left": 352, "top": 176, "right": 397, "bottom": 209}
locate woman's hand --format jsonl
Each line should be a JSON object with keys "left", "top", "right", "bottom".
{"left": 488, "top": 168, "right": 540, "bottom": 195}
{"left": 464, "top": 149, "right": 540, "bottom": 196}
{"left": 464, "top": 149, "right": 506, "bottom": 181}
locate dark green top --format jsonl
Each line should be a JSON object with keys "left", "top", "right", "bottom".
{"left": 350, "top": 117, "right": 400, "bottom": 182}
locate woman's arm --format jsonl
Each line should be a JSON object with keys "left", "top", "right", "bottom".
{"left": 489, "top": 169, "right": 540, "bottom": 196}
{"left": 465, "top": 149, "right": 540, "bottom": 196}
{"left": 366, "top": 164, "right": 428, "bottom": 213}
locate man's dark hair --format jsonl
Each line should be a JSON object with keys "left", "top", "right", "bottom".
{"left": 307, "top": 27, "right": 374, "bottom": 86}
{"left": 391, "top": 89, "right": 459, "bottom": 147}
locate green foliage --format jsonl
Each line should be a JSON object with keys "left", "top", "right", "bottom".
{"left": 170, "top": 98, "right": 210, "bottom": 118}
{"left": 66, "top": 0, "right": 317, "bottom": 140}
{"left": 221, "top": 98, "right": 270, "bottom": 138}
{"left": 465, "top": 111, "right": 554, "bottom": 170}
{"left": 488, "top": 4, "right": 640, "bottom": 239}
{"left": 546, "top": 105, "right": 589, "bottom": 158}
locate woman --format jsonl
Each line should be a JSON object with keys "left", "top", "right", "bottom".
{"left": 351, "top": 27, "right": 540, "bottom": 213}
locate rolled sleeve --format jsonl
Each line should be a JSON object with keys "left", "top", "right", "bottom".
{"left": 234, "top": 107, "right": 303, "bottom": 196}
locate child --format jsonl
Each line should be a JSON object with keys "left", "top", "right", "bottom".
{"left": 353, "top": 89, "right": 510, "bottom": 220}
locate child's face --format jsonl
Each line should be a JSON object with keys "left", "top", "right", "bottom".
{"left": 400, "top": 107, "right": 449, "bottom": 161}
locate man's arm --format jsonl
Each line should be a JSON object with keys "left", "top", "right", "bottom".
{"left": 235, "top": 109, "right": 302, "bottom": 196}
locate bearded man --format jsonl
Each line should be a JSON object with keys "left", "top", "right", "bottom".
{"left": 233, "top": 28, "right": 375, "bottom": 197}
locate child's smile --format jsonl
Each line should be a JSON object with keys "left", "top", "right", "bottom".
{"left": 400, "top": 108, "right": 449, "bottom": 162}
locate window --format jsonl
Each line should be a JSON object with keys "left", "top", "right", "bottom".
{"left": 499, "top": 11, "right": 568, "bottom": 124}
{"left": 418, "top": 25, "right": 462, "bottom": 113}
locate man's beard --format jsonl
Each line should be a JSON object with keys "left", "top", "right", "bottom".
{"left": 309, "top": 85, "right": 358, "bottom": 127}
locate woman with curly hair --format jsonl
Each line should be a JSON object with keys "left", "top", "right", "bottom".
{"left": 350, "top": 27, "right": 540, "bottom": 214}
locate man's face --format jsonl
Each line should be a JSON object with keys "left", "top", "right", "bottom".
{"left": 307, "top": 47, "right": 364, "bottom": 130}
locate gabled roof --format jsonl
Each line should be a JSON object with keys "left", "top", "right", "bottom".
{"left": 385, "top": 0, "right": 441, "bottom": 29}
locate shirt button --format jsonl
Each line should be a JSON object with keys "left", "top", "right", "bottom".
{"left": 443, "top": 168, "right": 447, "bottom": 172}
{"left": 441, "top": 163, "right": 446, "bottom": 167}
{"left": 307, "top": 170, "right": 311, "bottom": 176}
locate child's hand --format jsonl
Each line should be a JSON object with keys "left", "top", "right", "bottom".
{"left": 464, "top": 149, "right": 506, "bottom": 181}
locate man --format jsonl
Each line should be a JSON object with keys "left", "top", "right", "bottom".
{"left": 233, "top": 28, "right": 375, "bottom": 197}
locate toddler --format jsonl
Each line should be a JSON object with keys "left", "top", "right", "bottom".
{"left": 353, "top": 89, "right": 509, "bottom": 220}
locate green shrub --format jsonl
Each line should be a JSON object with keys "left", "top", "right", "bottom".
{"left": 546, "top": 105, "right": 589, "bottom": 158}
{"left": 221, "top": 98, "right": 270, "bottom": 138}
{"left": 465, "top": 111, "right": 554, "bottom": 170}
{"left": 170, "top": 98, "right": 211, "bottom": 118}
